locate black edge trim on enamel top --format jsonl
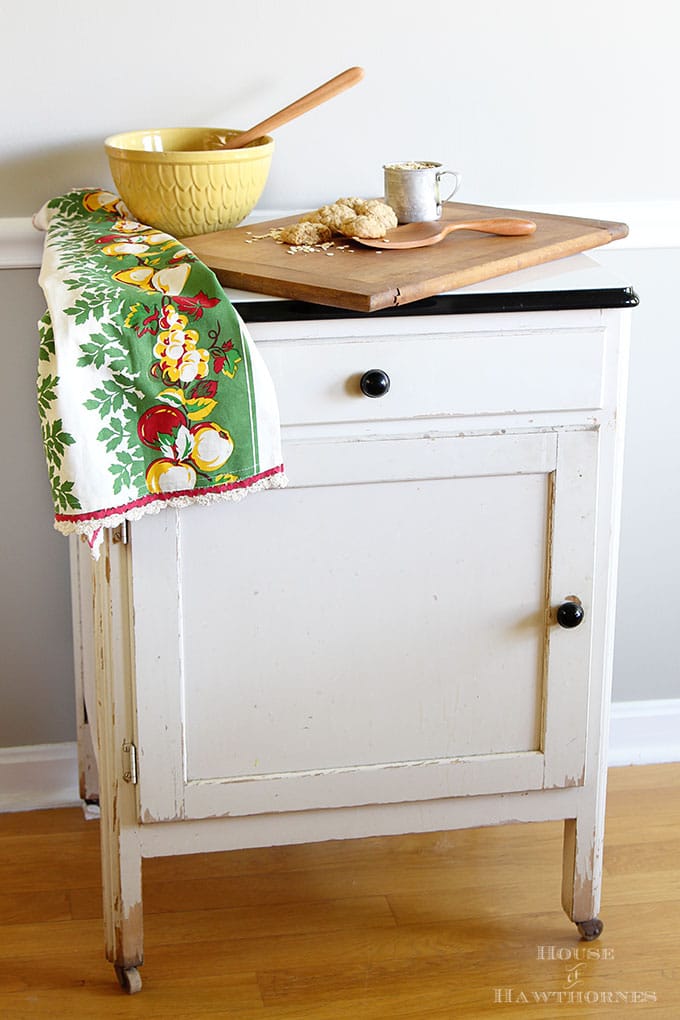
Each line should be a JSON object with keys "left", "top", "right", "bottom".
{"left": 235, "top": 288, "right": 639, "bottom": 323}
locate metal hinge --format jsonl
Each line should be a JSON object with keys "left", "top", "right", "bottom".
{"left": 122, "top": 740, "right": 138, "bottom": 784}
{"left": 112, "top": 520, "right": 128, "bottom": 545}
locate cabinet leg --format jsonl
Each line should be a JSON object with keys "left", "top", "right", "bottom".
{"left": 99, "top": 822, "right": 144, "bottom": 983}
{"left": 96, "top": 679, "right": 144, "bottom": 988}
{"left": 92, "top": 532, "right": 144, "bottom": 990}
{"left": 561, "top": 815, "right": 603, "bottom": 930}
{"left": 70, "top": 537, "right": 100, "bottom": 806}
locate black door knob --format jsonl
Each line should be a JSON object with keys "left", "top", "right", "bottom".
{"left": 557, "top": 601, "right": 585, "bottom": 628}
{"left": 360, "top": 369, "right": 391, "bottom": 398}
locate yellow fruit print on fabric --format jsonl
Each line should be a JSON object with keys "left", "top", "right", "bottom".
{"left": 46, "top": 189, "right": 256, "bottom": 500}
{"left": 81, "top": 190, "right": 247, "bottom": 494}
{"left": 153, "top": 305, "right": 210, "bottom": 384}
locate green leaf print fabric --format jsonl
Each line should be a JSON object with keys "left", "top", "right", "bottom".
{"left": 35, "top": 189, "right": 286, "bottom": 555}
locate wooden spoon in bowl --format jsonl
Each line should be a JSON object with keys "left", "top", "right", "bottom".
{"left": 353, "top": 217, "right": 537, "bottom": 250}
{"left": 219, "top": 67, "right": 364, "bottom": 150}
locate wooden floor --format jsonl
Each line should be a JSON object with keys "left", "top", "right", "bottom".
{"left": 0, "top": 764, "right": 678, "bottom": 1019}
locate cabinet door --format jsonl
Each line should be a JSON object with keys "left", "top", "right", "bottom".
{"left": 131, "top": 429, "right": 597, "bottom": 822}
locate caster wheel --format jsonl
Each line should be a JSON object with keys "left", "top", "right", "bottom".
{"left": 114, "top": 964, "right": 142, "bottom": 994}
{"left": 576, "top": 918, "right": 604, "bottom": 941}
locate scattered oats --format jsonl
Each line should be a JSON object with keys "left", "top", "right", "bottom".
{"left": 245, "top": 228, "right": 285, "bottom": 242}
{"left": 386, "top": 161, "right": 433, "bottom": 170}
{"left": 244, "top": 223, "right": 363, "bottom": 256}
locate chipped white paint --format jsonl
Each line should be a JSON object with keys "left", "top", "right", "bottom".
{"left": 74, "top": 298, "right": 630, "bottom": 979}
{"left": 69, "top": 537, "right": 99, "bottom": 803}
{"left": 91, "top": 535, "right": 143, "bottom": 968}
{"left": 261, "top": 327, "right": 607, "bottom": 428}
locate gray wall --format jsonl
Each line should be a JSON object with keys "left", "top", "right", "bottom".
{"left": 598, "top": 247, "right": 680, "bottom": 702}
{"left": 1, "top": 0, "right": 679, "bottom": 747}
{"left": 0, "top": 271, "right": 75, "bottom": 744}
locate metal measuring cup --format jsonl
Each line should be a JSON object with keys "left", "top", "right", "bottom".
{"left": 384, "top": 162, "right": 462, "bottom": 222}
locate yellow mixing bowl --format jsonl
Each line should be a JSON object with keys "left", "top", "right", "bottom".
{"left": 104, "top": 127, "right": 274, "bottom": 238}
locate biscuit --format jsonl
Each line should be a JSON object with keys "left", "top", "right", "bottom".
{"left": 302, "top": 197, "right": 397, "bottom": 239}
{"left": 278, "top": 221, "right": 333, "bottom": 245}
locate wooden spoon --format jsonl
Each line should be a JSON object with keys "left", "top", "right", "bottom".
{"left": 219, "top": 67, "right": 364, "bottom": 150}
{"left": 353, "top": 217, "right": 537, "bottom": 249}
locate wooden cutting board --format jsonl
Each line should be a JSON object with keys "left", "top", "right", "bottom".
{"left": 181, "top": 201, "right": 628, "bottom": 313}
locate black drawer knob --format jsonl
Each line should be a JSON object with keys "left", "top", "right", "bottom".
{"left": 557, "top": 601, "right": 585, "bottom": 629}
{"left": 360, "top": 369, "right": 391, "bottom": 398}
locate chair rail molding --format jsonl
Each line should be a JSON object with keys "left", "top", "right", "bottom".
{"left": 1, "top": 201, "right": 679, "bottom": 271}
{"left": 0, "top": 217, "right": 44, "bottom": 269}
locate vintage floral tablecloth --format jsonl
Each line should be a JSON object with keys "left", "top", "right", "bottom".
{"left": 34, "top": 189, "right": 286, "bottom": 555}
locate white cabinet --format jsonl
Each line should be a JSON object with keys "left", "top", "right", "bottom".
{"left": 71, "top": 272, "right": 633, "bottom": 993}
{"left": 133, "top": 428, "right": 596, "bottom": 821}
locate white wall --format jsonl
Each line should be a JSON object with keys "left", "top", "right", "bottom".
{"left": 3, "top": 0, "right": 679, "bottom": 214}
{"left": 1, "top": 0, "right": 679, "bottom": 746}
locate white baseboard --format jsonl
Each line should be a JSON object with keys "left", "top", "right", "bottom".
{"left": 1, "top": 700, "right": 678, "bottom": 813}
{"left": 0, "top": 742, "right": 80, "bottom": 813}
{"left": 608, "top": 698, "right": 680, "bottom": 767}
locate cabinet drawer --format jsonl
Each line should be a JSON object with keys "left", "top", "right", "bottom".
{"left": 260, "top": 329, "right": 605, "bottom": 426}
